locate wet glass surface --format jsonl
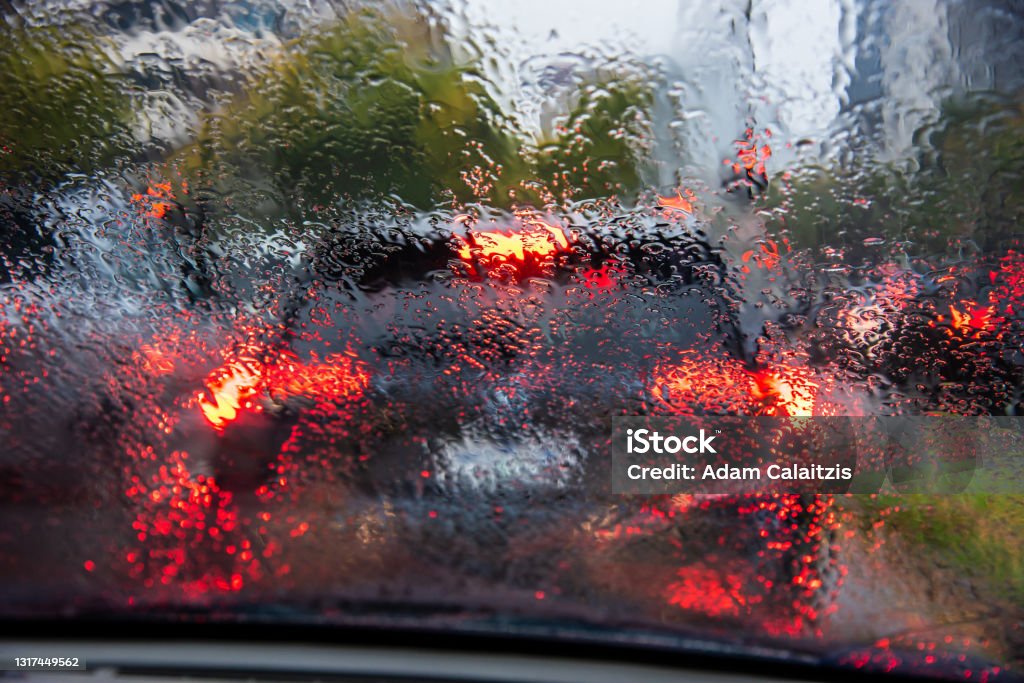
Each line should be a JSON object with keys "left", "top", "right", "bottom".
{"left": 1, "top": 0, "right": 1023, "bottom": 679}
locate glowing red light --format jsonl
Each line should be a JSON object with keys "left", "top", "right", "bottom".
{"left": 729, "top": 128, "right": 772, "bottom": 181}
{"left": 198, "top": 350, "right": 370, "bottom": 430}
{"left": 740, "top": 239, "right": 786, "bottom": 273}
{"left": 658, "top": 189, "right": 696, "bottom": 215}
{"left": 198, "top": 361, "right": 261, "bottom": 429}
{"left": 749, "top": 363, "right": 817, "bottom": 417}
{"left": 580, "top": 260, "right": 623, "bottom": 291}
{"left": 454, "top": 215, "right": 569, "bottom": 278}
{"left": 131, "top": 182, "right": 175, "bottom": 219}
{"left": 666, "top": 565, "right": 744, "bottom": 617}
{"left": 947, "top": 302, "right": 998, "bottom": 335}
{"left": 651, "top": 352, "right": 818, "bottom": 417}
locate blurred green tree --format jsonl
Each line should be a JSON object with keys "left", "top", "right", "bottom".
{"left": 181, "top": 8, "right": 530, "bottom": 212}
{"left": 0, "top": 22, "right": 133, "bottom": 185}
{"left": 764, "top": 93, "right": 1024, "bottom": 257}
{"left": 533, "top": 75, "right": 654, "bottom": 202}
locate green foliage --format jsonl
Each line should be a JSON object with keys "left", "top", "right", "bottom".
{"left": 185, "top": 8, "right": 530, "bottom": 211}
{"left": 850, "top": 494, "right": 1024, "bottom": 603}
{"left": 914, "top": 94, "right": 1024, "bottom": 250}
{"left": 534, "top": 76, "right": 654, "bottom": 201}
{"left": 178, "top": 9, "right": 660, "bottom": 215}
{"left": 0, "top": 10, "right": 659, "bottom": 211}
{"left": 762, "top": 166, "right": 894, "bottom": 250}
{"left": 764, "top": 94, "right": 1024, "bottom": 255}
{"left": 0, "top": 22, "right": 133, "bottom": 184}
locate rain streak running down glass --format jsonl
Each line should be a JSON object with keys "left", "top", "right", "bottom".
{"left": 1, "top": 0, "right": 1023, "bottom": 680}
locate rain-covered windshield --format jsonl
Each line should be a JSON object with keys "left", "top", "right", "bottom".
{"left": 1, "top": 0, "right": 1023, "bottom": 679}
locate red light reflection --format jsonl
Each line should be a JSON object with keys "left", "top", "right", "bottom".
{"left": 131, "top": 182, "right": 177, "bottom": 219}
{"left": 651, "top": 351, "right": 819, "bottom": 417}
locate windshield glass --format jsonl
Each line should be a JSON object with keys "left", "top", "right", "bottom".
{"left": 1, "top": 0, "right": 1023, "bottom": 679}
